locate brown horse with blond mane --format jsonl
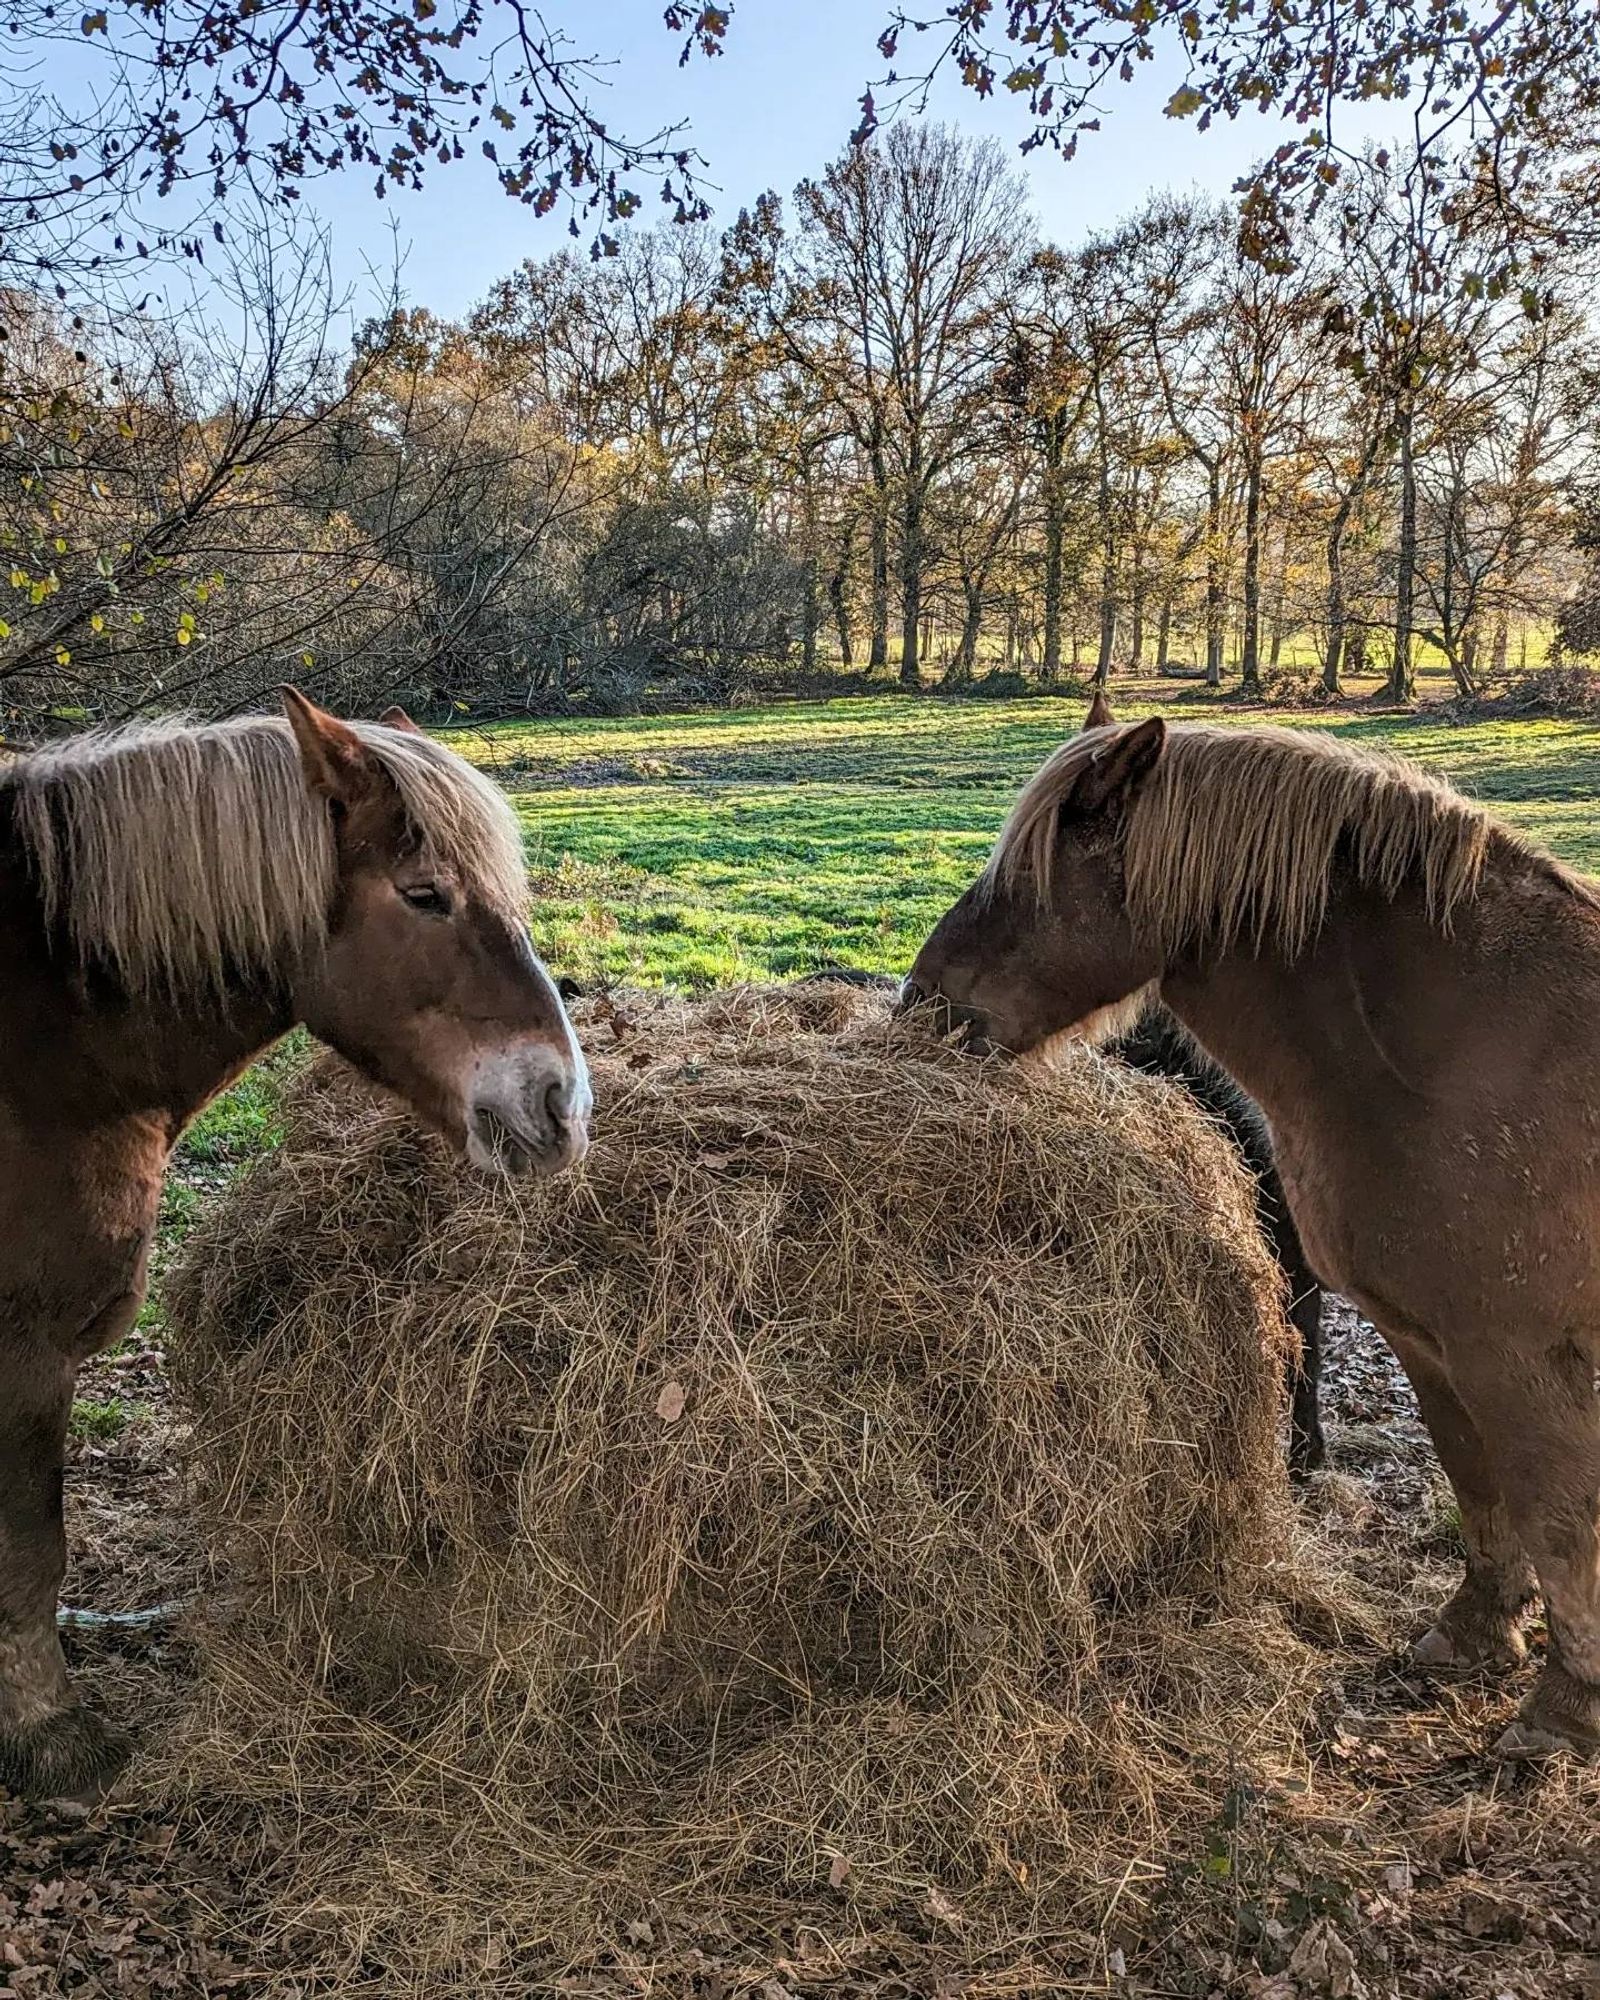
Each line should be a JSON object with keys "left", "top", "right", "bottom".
{"left": 906, "top": 712, "right": 1600, "bottom": 1756}
{"left": 1, "top": 691, "right": 591, "bottom": 1799}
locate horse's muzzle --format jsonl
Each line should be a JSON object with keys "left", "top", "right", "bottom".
{"left": 468, "top": 1052, "right": 592, "bottom": 1178}
{"left": 896, "top": 981, "right": 996, "bottom": 1057}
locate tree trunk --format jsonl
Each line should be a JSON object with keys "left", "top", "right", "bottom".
{"left": 828, "top": 521, "right": 855, "bottom": 668}
{"left": 1155, "top": 596, "right": 1172, "bottom": 673}
{"left": 800, "top": 488, "right": 821, "bottom": 674}
{"left": 1095, "top": 443, "right": 1117, "bottom": 683}
{"left": 1389, "top": 403, "right": 1417, "bottom": 703}
{"left": 899, "top": 477, "right": 923, "bottom": 689}
{"left": 1240, "top": 447, "right": 1263, "bottom": 696}
{"left": 1457, "top": 624, "right": 1479, "bottom": 699}
{"left": 950, "top": 580, "right": 982, "bottom": 682}
{"left": 1041, "top": 417, "right": 1065, "bottom": 681}
{"left": 1324, "top": 506, "right": 1351, "bottom": 695}
{"left": 1490, "top": 612, "right": 1509, "bottom": 675}
{"left": 1205, "top": 459, "right": 1224, "bottom": 687}
{"left": 1095, "top": 567, "right": 1117, "bottom": 687}
{"left": 1128, "top": 567, "right": 1145, "bottom": 669}
{"left": 868, "top": 449, "right": 890, "bottom": 670}
{"left": 1126, "top": 464, "right": 1144, "bottom": 669}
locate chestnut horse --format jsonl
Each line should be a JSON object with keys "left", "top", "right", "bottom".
{"left": 1, "top": 691, "right": 591, "bottom": 1799}
{"left": 907, "top": 714, "right": 1600, "bottom": 1756}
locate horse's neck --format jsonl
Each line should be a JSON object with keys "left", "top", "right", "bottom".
{"left": 1160, "top": 856, "right": 1591, "bottom": 1135}
{"left": 0, "top": 838, "right": 293, "bottom": 1136}
{"left": 1158, "top": 875, "right": 1457, "bottom": 1134}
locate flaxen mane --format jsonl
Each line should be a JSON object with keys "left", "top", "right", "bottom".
{"left": 3, "top": 716, "right": 528, "bottom": 996}
{"left": 989, "top": 722, "right": 1553, "bottom": 957}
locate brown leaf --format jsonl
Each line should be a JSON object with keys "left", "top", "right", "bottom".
{"left": 925, "top": 1884, "right": 962, "bottom": 1928}
{"left": 1286, "top": 1919, "right": 1369, "bottom": 1998}
{"left": 696, "top": 1150, "right": 733, "bottom": 1170}
{"left": 656, "top": 1380, "right": 687, "bottom": 1424}
{"left": 827, "top": 1853, "right": 851, "bottom": 1889}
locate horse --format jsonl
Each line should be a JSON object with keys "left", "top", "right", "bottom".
{"left": 904, "top": 712, "right": 1600, "bottom": 1756}
{"left": 1070, "top": 696, "right": 1327, "bottom": 1475}
{"left": 1106, "top": 1007, "right": 1326, "bottom": 1477}
{"left": 797, "top": 963, "right": 1325, "bottom": 1474}
{"left": 0, "top": 689, "right": 592, "bottom": 1800}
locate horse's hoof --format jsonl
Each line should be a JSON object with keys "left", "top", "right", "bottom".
{"left": 1288, "top": 1437, "right": 1328, "bottom": 1483}
{"left": 1497, "top": 1671, "right": 1600, "bottom": 1761}
{"left": 1411, "top": 1625, "right": 1462, "bottom": 1667}
{"left": 1411, "top": 1621, "right": 1526, "bottom": 1670}
{"left": 1494, "top": 1716, "right": 1600, "bottom": 1761}
{"left": 0, "top": 1705, "right": 130, "bottom": 1803}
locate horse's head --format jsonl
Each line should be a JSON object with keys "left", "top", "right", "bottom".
{"left": 902, "top": 715, "right": 1167, "bottom": 1057}
{"left": 282, "top": 689, "right": 590, "bottom": 1177}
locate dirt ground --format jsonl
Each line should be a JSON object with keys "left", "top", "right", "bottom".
{"left": 3, "top": 1300, "right": 1597, "bottom": 2000}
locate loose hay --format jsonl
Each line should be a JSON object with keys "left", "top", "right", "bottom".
{"left": 164, "top": 984, "right": 1330, "bottom": 1993}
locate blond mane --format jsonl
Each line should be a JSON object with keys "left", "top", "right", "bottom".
{"left": 988, "top": 722, "right": 1535, "bottom": 957}
{"left": 4, "top": 715, "right": 528, "bottom": 996}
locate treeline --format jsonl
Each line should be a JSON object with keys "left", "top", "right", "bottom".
{"left": 2, "top": 125, "right": 1597, "bottom": 728}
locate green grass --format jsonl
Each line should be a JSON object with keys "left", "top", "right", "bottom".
{"left": 70, "top": 1397, "right": 136, "bottom": 1443}
{"left": 133, "top": 1036, "right": 307, "bottom": 1344}
{"left": 449, "top": 687, "right": 1600, "bottom": 990}
{"left": 178, "top": 1048, "right": 294, "bottom": 1166}
{"left": 165, "top": 684, "right": 1595, "bottom": 1229}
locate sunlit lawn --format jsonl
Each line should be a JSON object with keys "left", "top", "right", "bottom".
{"left": 140, "top": 673, "right": 1596, "bottom": 1334}
{"left": 447, "top": 680, "right": 1600, "bottom": 991}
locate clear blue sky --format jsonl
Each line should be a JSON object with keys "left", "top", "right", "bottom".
{"left": 297, "top": 0, "right": 1398, "bottom": 321}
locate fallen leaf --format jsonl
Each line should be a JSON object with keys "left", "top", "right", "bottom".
{"left": 624, "top": 1916, "right": 654, "bottom": 1946}
{"left": 827, "top": 1853, "right": 851, "bottom": 1889}
{"left": 656, "top": 1380, "right": 687, "bottom": 1423}
{"left": 1381, "top": 1860, "right": 1412, "bottom": 1899}
{"left": 925, "top": 1884, "right": 962, "bottom": 1928}
{"left": 1286, "top": 1918, "right": 1369, "bottom": 1998}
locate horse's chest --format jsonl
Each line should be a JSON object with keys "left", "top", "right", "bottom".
{"left": 1274, "top": 1106, "right": 1600, "bottom": 1342}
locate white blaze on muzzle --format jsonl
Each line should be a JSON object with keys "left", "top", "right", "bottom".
{"left": 465, "top": 971, "right": 592, "bottom": 1178}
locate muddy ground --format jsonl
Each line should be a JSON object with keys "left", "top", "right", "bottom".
{"left": 3, "top": 1300, "right": 1597, "bottom": 1999}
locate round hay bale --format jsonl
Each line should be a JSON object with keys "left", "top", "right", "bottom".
{"left": 164, "top": 984, "right": 1320, "bottom": 1991}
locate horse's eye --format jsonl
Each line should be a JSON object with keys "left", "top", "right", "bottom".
{"left": 400, "top": 884, "right": 452, "bottom": 917}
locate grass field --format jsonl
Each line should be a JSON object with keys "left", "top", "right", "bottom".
{"left": 152, "top": 681, "right": 1600, "bottom": 1214}
{"left": 456, "top": 685, "right": 1600, "bottom": 992}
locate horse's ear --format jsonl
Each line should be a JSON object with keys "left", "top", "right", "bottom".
{"left": 1068, "top": 716, "right": 1166, "bottom": 818}
{"left": 1083, "top": 687, "right": 1116, "bottom": 731}
{"left": 281, "top": 685, "right": 378, "bottom": 804}
{"left": 379, "top": 705, "right": 424, "bottom": 735}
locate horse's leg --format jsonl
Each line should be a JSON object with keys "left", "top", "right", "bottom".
{"left": 1450, "top": 1343, "right": 1600, "bottom": 1755}
{"left": 1383, "top": 1330, "right": 1537, "bottom": 1666}
{"left": 1286, "top": 1275, "right": 1326, "bottom": 1479}
{"left": 0, "top": 1285, "right": 144, "bottom": 1800}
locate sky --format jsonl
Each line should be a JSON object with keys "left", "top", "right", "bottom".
{"left": 297, "top": 0, "right": 1402, "bottom": 324}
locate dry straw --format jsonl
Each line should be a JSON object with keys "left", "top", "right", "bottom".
{"left": 165, "top": 984, "right": 1337, "bottom": 1994}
